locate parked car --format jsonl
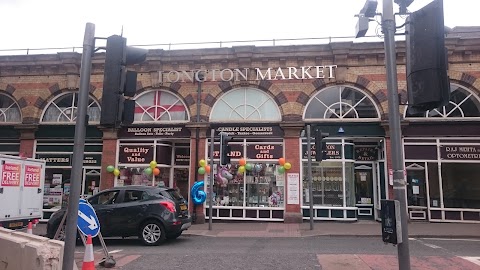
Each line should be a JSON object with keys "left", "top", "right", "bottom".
{"left": 46, "top": 186, "right": 191, "bottom": 245}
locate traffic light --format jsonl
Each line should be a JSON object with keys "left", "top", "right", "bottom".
{"left": 406, "top": 0, "right": 450, "bottom": 113}
{"left": 314, "top": 129, "right": 329, "bottom": 162}
{"left": 100, "top": 35, "right": 147, "bottom": 127}
{"left": 220, "top": 132, "right": 232, "bottom": 165}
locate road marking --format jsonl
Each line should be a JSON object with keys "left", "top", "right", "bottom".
{"left": 422, "top": 238, "right": 480, "bottom": 242}
{"left": 109, "top": 249, "right": 123, "bottom": 254}
{"left": 460, "top": 257, "right": 480, "bottom": 266}
{"left": 422, "top": 243, "right": 442, "bottom": 249}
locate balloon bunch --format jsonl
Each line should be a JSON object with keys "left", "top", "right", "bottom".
{"left": 106, "top": 165, "right": 120, "bottom": 177}
{"left": 197, "top": 159, "right": 211, "bottom": 175}
{"left": 144, "top": 160, "right": 160, "bottom": 176}
{"left": 277, "top": 157, "right": 292, "bottom": 174}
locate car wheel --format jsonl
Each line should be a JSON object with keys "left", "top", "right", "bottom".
{"left": 139, "top": 220, "right": 166, "bottom": 246}
{"left": 166, "top": 231, "right": 182, "bottom": 240}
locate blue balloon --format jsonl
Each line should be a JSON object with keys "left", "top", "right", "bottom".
{"left": 191, "top": 180, "right": 206, "bottom": 205}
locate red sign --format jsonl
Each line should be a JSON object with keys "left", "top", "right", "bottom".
{"left": 24, "top": 165, "right": 41, "bottom": 187}
{"left": 1, "top": 163, "right": 21, "bottom": 186}
{"left": 246, "top": 144, "right": 283, "bottom": 160}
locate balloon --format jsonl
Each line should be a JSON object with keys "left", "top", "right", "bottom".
{"left": 284, "top": 162, "right": 292, "bottom": 170}
{"left": 254, "top": 164, "right": 262, "bottom": 172}
{"left": 278, "top": 157, "right": 286, "bottom": 166}
{"left": 239, "top": 158, "right": 246, "bottom": 166}
{"left": 113, "top": 168, "right": 120, "bottom": 176}
{"left": 150, "top": 160, "right": 157, "bottom": 169}
{"left": 106, "top": 165, "right": 115, "bottom": 173}
{"left": 245, "top": 163, "right": 253, "bottom": 171}
{"left": 277, "top": 166, "right": 285, "bottom": 174}
{"left": 205, "top": 165, "right": 211, "bottom": 174}
{"left": 153, "top": 168, "right": 160, "bottom": 176}
{"left": 199, "top": 159, "right": 206, "bottom": 167}
{"left": 238, "top": 166, "right": 246, "bottom": 173}
{"left": 191, "top": 181, "right": 206, "bottom": 205}
{"left": 222, "top": 170, "right": 233, "bottom": 180}
{"left": 198, "top": 167, "right": 206, "bottom": 175}
{"left": 144, "top": 167, "right": 152, "bottom": 175}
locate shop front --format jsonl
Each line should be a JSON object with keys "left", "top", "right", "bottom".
{"left": 34, "top": 126, "right": 102, "bottom": 221}
{"left": 205, "top": 125, "right": 286, "bottom": 221}
{"left": 115, "top": 126, "right": 191, "bottom": 199}
{"left": 299, "top": 123, "right": 387, "bottom": 221}
{"left": 403, "top": 123, "right": 480, "bottom": 222}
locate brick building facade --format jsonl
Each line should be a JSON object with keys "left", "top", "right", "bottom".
{"left": 1, "top": 28, "right": 480, "bottom": 223}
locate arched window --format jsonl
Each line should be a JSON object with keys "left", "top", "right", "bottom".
{"left": 210, "top": 87, "right": 281, "bottom": 122}
{"left": 41, "top": 92, "right": 100, "bottom": 123}
{"left": 404, "top": 84, "right": 480, "bottom": 119}
{"left": 133, "top": 90, "right": 189, "bottom": 123}
{"left": 304, "top": 85, "right": 380, "bottom": 121}
{"left": 0, "top": 93, "right": 21, "bottom": 123}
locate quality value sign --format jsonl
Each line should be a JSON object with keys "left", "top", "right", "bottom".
{"left": 1, "top": 162, "right": 21, "bottom": 186}
{"left": 24, "top": 165, "right": 41, "bottom": 187}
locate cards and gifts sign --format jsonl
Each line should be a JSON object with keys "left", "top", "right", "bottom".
{"left": 1, "top": 162, "right": 21, "bottom": 186}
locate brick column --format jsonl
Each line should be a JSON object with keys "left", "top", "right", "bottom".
{"left": 186, "top": 123, "right": 210, "bottom": 224}
{"left": 280, "top": 122, "right": 304, "bottom": 223}
{"left": 15, "top": 125, "right": 38, "bottom": 158}
{"left": 99, "top": 127, "right": 118, "bottom": 191}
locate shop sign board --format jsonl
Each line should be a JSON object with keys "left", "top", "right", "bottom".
{"left": 212, "top": 125, "right": 284, "bottom": 137}
{"left": 209, "top": 144, "right": 243, "bottom": 159}
{"left": 36, "top": 154, "right": 101, "bottom": 167}
{"left": 175, "top": 148, "right": 190, "bottom": 166}
{"left": 118, "top": 126, "right": 190, "bottom": 138}
{"left": 440, "top": 145, "right": 480, "bottom": 160}
{"left": 355, "top": 147, "right": 378, "bottom": 161}
{"left": 246, "top": 144, "right": 283, "bottom": 160}
{"left": 118, "top": 146, "right": 154, "bottom": 164}
{"left": 302, "top": 143, "right": 342, "bottom": 160}
{"left": 157, "top": 65, "right": 338, "bottom": 83}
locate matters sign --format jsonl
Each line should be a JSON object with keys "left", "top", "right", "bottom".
{"left": 440, "top": 145, "right": 480, "bottom": 160}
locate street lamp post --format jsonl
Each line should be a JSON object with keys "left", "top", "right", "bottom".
{"left": 193, "top": 71, "right": 204, "bottom": 223}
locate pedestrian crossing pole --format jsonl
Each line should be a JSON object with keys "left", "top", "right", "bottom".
{"left": 306, "top": 125, "right": 314, "bottom": 230}
{"left": 382, "top": 0, "right": 411, "bottom": 269}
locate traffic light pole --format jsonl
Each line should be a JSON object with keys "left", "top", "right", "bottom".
{"left": 382, "top": 0, "right": 411, "bottom": 269}
{"left": 62, "top": 22, "right": 95, "bottom": 270}
{"left": 208, "top": 129, "right": 214, "bottom": 230}
{"left": 306, "top": 125, "right": 314, "bottom": 230}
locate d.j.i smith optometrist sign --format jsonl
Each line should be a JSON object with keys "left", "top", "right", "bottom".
{"left": 157, "top": 65, "right": 338, "bottom": 83}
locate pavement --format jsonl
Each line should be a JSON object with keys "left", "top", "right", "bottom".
{"left": 31, "top": 219, "right": 480, "bottom": 239}
{"left": 181, "top": 220, "right": 480, "bottom": 239}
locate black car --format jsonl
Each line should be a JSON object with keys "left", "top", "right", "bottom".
{"left": 46, "top": 186, "right": 191, "bottom": 245}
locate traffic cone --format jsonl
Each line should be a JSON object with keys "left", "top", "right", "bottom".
{"left": 26, "top": 221, "right": 33, "bottom": 234}
{"left": 82, "top": 235, "right": 95, "bottom": 270}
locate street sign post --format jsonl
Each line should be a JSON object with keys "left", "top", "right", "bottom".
{"left": 77, "top": 200, "right": 100, "bottom": 238}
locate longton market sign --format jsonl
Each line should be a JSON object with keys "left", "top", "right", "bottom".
{"left": 158, "top": 65, "right": 338, "bottom": 83}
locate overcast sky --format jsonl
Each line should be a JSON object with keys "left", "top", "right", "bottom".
{"left": 0, "top": 0, "right": 478, "bottom": 54}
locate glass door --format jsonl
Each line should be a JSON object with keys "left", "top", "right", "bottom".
{"left": 81, "top": 168, "right": 100, "bottom": 199}
{"left": 354, "top": 164, "right": 375, "bottom": 219}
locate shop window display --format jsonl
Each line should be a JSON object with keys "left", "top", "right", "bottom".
{"left": 210, "top": 163, "right": 284, "bottom": 208}
{"left": 441, "top": 163, "right": 480, "bottom": 209}
{"left": 118, "top": 167, "right": 171, "bottom": 187}
{"left": 302, "top": 161, "right": 355, "bottom": 207}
